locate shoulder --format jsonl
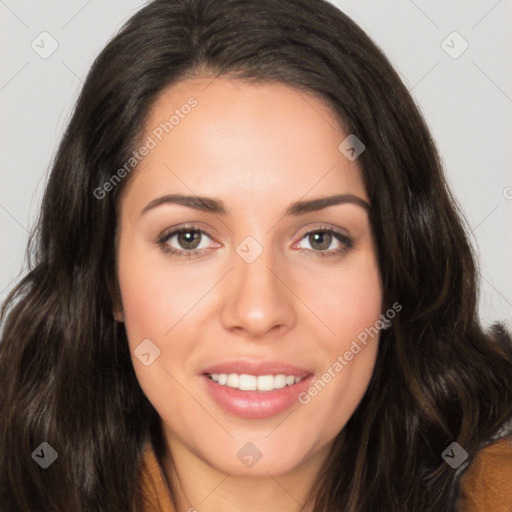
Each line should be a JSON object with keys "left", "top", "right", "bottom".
{"left": 457, "top": 437, "right": 512, "bottom": 512}
{"left": 137, "top": 441, "right": 176, "bottom": 512}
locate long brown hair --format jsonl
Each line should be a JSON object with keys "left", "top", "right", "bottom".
{"left": 1, "top": 1, "right": 511, "bottom": 510}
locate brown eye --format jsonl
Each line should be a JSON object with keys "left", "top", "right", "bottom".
{"left": 157, "top": 225, "right": 217, "bottom": 259}
{"left": 295, "top": 227, "right": 353, "bottom": 258}
{"left": 308, "top": 231, "right": 333, "bottom": 251}
{"left": 174, "top": 229, "right": 203, "bottom": 250}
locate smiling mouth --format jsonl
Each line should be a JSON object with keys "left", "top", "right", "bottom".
{"left": 204, "top": 372, "right": 307, "bottom": 392}
{"left": 201, "top": 370, "right": 315, "bottom": 419}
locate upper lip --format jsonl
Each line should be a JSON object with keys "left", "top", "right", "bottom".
{"left": 201, "top": 360, "right": 312, "bottom": 378}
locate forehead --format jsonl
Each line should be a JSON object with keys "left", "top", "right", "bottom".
{"left": 121, "top": 77, "right": 368, "bottom": 210}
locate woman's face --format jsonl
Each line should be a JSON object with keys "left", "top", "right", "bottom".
{"left": 115, "top": 77, "right": 383, "bottom": 477}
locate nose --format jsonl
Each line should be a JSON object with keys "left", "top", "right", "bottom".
{"left": 220, "top": 245, "right": 296, "bottom": 339}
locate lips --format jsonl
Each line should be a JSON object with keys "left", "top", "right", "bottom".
{"left": 200, "top": 359, "right": 315, "bottom": 419}
{"left": 201, "top": 360, "right": 312, "bottom": 378}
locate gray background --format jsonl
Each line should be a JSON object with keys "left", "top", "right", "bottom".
{"left": 1, "top": 0, "right": 511, "bottom": 327}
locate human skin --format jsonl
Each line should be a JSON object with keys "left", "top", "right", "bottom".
{"left": 115, "top": 77, "right": 383, "bottom": 512}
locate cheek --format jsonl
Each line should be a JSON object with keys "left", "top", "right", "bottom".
{"left": 299, "top": 251, "right": 382, "bottom": 431}
{"left": 305, "top": 247, "right": 382, "bottom": 344}
{"left": 116, "top": 233, "right": 202, "bottom": 398}
{"left": 306, "top": 345, "right": 379, "bottom": 448}
{"left": 116, "top": 240, "right": 200, "bottom": 415}
{"left": 117, "top": 234, "right": 202, "bottom": 345}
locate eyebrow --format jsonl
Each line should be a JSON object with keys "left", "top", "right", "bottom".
{"left": 140, "top": 193, "right": 370, "bottom": 217}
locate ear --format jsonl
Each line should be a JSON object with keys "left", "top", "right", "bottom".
{"left": 109, "top": 277, "right": 124, "bottom": 323}
{"left": 113, "top": 305, "right": 124, "bottom": 323}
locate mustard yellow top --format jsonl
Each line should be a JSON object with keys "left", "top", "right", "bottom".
{"left": 138, "top": 437, "right": 512, "bottom": 512}
{"left": 138, "top": 443, "right": 176, "bottom": 512}
{"left": 456, "top": 437, "right": 512, "bottom": 511}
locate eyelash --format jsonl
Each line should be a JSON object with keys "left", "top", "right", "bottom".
{"left": 156, "top": 223, "right": 353, "bottom": 260}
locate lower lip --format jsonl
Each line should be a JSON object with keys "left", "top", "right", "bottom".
{"left": 201, "top": 374, "right": 314, "bottom": 419}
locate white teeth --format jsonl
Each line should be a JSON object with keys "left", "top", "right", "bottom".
{"left": 209, "top": 373, "right": 304, "bottom": 392}
{"left": 274, "top": 374, "right": 287, "bottom": 389}
{"left": 226, "top": 373, "right": 239, "bottom": 387}
{"left": 239, "top": 374, "right": 257, "bottom": 390}
{"left": 257, "top": 375, "right": 274, "bottom": 391}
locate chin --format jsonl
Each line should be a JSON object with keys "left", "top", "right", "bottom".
{"left": 197, "top": 438, "right": 313, "bottom": 477}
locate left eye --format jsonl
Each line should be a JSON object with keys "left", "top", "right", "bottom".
{"left": 294, "top": 228, "right": 352, "bottom": 256}
{"left": 301, "top": 229, "right": 349, "bottom": 251}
